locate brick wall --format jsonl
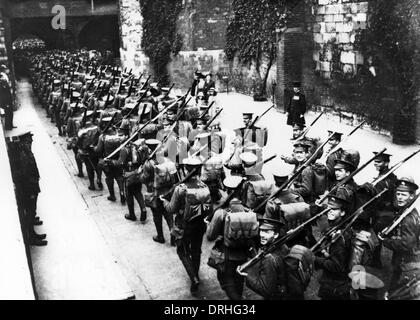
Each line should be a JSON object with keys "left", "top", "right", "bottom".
{"left": 0, "top": 7, "right": 8, "bottom": 65}
{"left": 312, "top": 0, "right": 368, "bottom": 79}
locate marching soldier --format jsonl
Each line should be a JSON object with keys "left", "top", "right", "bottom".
{"left": 207, "top": 176, "right": 257, "bottom": 300}
{"left": 240, "top": 219, "right": 290, "bottom": 300}
{"left": 234, "top": 112, "right": 268, "bottom": 149}
{"left": 139, "top": 139, "right": 175, "bottom": 244}
{"left": 314, "top": 194, "right": 352, "bottom": 300}
{"left": 239, "top": 152, "right": 272, "bottom": 214}
{"left": 288, "top": 140, "right": 314, "bottom": 203}
{"left": 379, "top": 177, "right": 420, "bottom": 300}
{"left": 372, "top": 152, "right": 398, "bottom": 267}
{"left": 96, "top": 121, "right": 128, "bottom": 203}
{"left": 108, "top": 138, "right": 148, "bottom": 222}
{"left": 325, "top": 129, "right": 344, "bottom": 187}
{"left": 161, "top": 157, "right": 212, "bottom": 295}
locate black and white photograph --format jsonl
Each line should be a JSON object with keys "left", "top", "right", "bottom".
{"left": 0, "top": 0, "right": 420, "bottom": 307}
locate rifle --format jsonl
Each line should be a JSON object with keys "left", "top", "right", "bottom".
{"left": 126, "top": 78, "right": 135, "bottom": 98}
{"left": 252, "top": 132, "right": 336, "bottom": 214}
{"left": 311, "top": 188, "right": 388, "bottom": 253}
{"left": 323, "top": 120, "right": 366, "bottom": 160}
{"left": 164, "top": 83, "right": 175, "bottom": 98}
{"left": 227, "top": 105, "right": 275, "bottom": 162}
{"left": 80, "top": 107, "right": 88, "bottom": 128}
{"left": 387, "top": 274, "right": 420, "bottom": 300}
{"left": 140, "top": 75, "right": 152, "bottom": 91}
{"left": 104, "top": 100, "right": 176, "bottom": 160}
{"left": 237, "top": 207, "right": 332, "bottom": 274}
{"left": 103, "top": 83, "right": 113, "bottom": 108}
{"left": 192, "top": 101, "right": 215, "bottom": 128}
{"left": 101, "top": 112, "right": 117, "bottom": 134}
{"left": 300, "top": 112, "right": 324, "bottom": 139}
{"left": 373, "top": 148, "right": 420, "bottom": 185}
{"left": 317, "top": 147, "right": 388, "bottom": 205}
{"left": 116, "top": 77, "right": 124, "bottom": 95}
{"left": 378, "top": 192, "right": 420, "bottom": 239}
{"left": 203, "top": 107, "right": 223, "bottom": 131}
{"left": 136, "top": 73, "right": 143, "bottom": 86}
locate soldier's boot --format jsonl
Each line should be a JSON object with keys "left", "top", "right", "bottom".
{"left": 152, "top": 209, "right": 165, "bottom": 243}
{"left": 75, "top": 158, "right": 84, "bottom": 178}
{"left": 28, "top": 228, "right": 47, "bottom": 246}
{"left": 176, "top": 244, "right": 200, "bottom": 295}
{"left": 106, "top": 177, "right": 116, "bottom": 201}
{"left": 86, "top": 164, "right": 96, "bottom": 190}
{"left": 134, "top": 190, "right": 147, "bottom": 223}
{"left": 97, "top": 179, "right": 103, "bottom": 190}
{"left": 125, "top": 192, "right": 136, "bottom": 221}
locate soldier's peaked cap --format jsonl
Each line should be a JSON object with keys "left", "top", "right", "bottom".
{"left": 101, "top": 116, "right": 113, "bottom": 122}
{"left": 373, "top": 151, "right": 392, "bottom": 162}
{"left": 258, "top": 218, "right": 283, "bottom": 231}
{"left": 293, "top": 140, "right": 311, "bottom": 150}
{"left": 183, "top": 157, "right": 203, "bottom": 166}
{"left": 327, "top": 194, "right": 350, "bottom": 209}
{"left": 396, "top": 176, "right": 418, "bottom": 192}
{"left": 196, "top": 132, "right": 210, "bottom": 139}
{"left": 242, "top": 112, "right": 253, "bottom": 117}
{"left": 145, "top": 139, "right": 160, "bottom": 147}
{"left": 293, "top": 123, "right": 305, "bottom": 130}
{"left": 240, "top": 152, "right": 258, "bottom": 165}
{"left": 223, "top": 176, "right": 243, "bottom": 189}
{"left": 272, "top": 164, "right": 294, "bottom": 179}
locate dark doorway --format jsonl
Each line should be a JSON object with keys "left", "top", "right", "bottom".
{"left": 78, "top": 15, "right": 120, "bottom": 57}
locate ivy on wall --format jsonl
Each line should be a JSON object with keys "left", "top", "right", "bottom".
{"left": 225, "top": 0, "right": 290, "bottom": 100}
{"left": 355, "top": 0, "right": 420, "bottom": 144}
{"left": 139, "top": 0, "right": 183, "bottom": 86}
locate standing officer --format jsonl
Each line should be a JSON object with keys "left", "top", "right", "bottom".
{"left": 286, "top": 81, "right": 306, "bottom": 131}
{"left": 207, "top": 176, "right": 256, "bottom": 300}
{"left": 161, "top": 157, "right": 212, "bottom": 295}
{"left": 379, "top": 177, "right": 420, "bottom": 300}
{"left": 7, "top": 131, "right": 47, "bottom": 246}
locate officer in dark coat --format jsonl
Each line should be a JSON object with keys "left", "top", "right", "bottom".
{"left": 286, "top": 81, "right": 306, "bottom": 128}
{"left": 7, "top": 131, "right": 47, "bottom": 246}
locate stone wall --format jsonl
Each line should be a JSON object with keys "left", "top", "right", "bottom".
{"left": 0, "top": 5, "right": 8, "bottom": 65}
{"left": 118, "top": 0, "right": 148, "bottom": 75}
{"left": 312, "top": 0, "right": 368, "bottom": 79}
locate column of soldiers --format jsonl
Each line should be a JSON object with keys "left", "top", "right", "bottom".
{"left": 24, "top": 49, "right": 420, "bottom": 300}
